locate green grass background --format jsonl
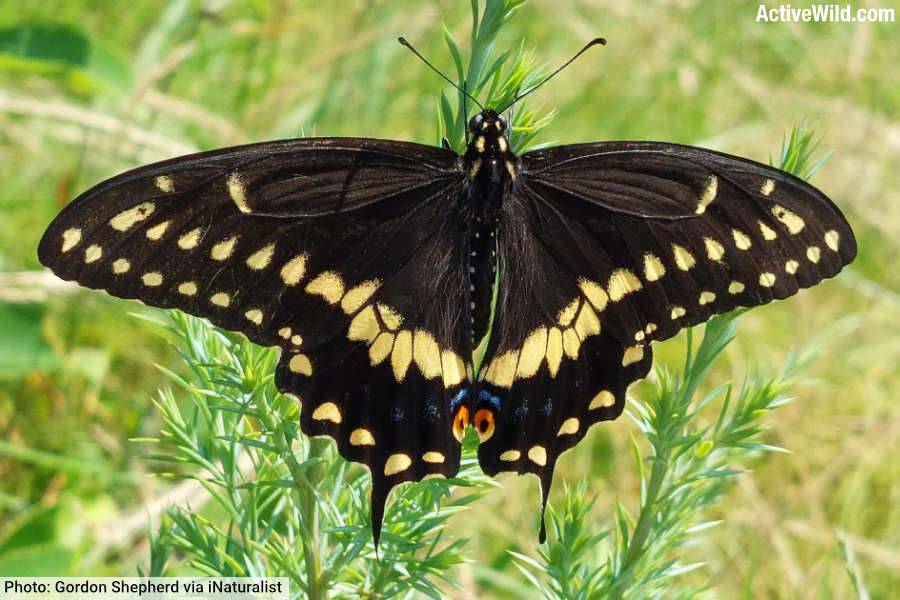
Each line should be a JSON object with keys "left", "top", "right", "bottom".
{"left": 0, "top": 1, "right": 897, "bottom": 597}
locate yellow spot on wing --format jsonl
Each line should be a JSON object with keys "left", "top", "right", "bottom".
{"left": 288, "top": 353, "right": 313, "bottom": 375}
{"left": 759, "top": 272, "right": 776, "bottom": 287}
{"left": 142, "top": 272, "right": 163, "bottom": 287}
{"left": 377, "top": 303, "right": 403, "bottom": 330}
{"left": 341, "top": 279, "right": 381, "bottom": 314}
{"left": 112, "top": 258, "right": 130, "bottom": 274}
{"left": 556, "top": 298, "right": 580, "bottom": 326}
{"left": 699, "top": 290, "right": 716, "bottom": 305}
{"left": 227, "top": 172, "right": 251, "bottom": 213}
{"left": 246, "top": 243, "right": 276, "bottom": 270}
{"left": 557, "top": 418, "right": 580, "bottom": 436}
{"left": 441, "top": 350, "right": 466, "bottom": 387}
{"left": 704, "top": 237, "right": 725, "bottom": 261}
{"left": 280, "top": 254, "right": 308, "bottom": 286}
{"left": 607, "top": 269, "right": 642, "bottom": 301}
{"left": 728, "top": 281, "right": 745, "bottom": 294}
{"left": 211, "top": 236, "right": 237, "bottom": 261}
{"left": 311, "top": 402, "right": 341, "bottom": 423}
{"left": 385, "top": 453, "right": 412, "bottom": 476}
{"left": 211, "top": 292, "right": 231, "bottom": 307}
{"left": 178, "top": 227, "right": 202, "bottom": 250}
{"left": 61, "top": 228, "right": 81, "bottom": 252}
{"left": 671, "top": 305, "right": 686, "bottom": 319}
{"left": 499, "top": 450, "right": 520, "bottom": 462}
{"left": 350, "top": 428, "right": 375, "bottom": 446}
{"left": 422, "top": 451, "right": 445, "bottom": 464}
{"left": 643, "top": 253, "right": 666, "bottom": 281}
{"left": 622, "top": 346, "right": 644, "bottom": 367}
{"left": 562, "top": 329, "right": 581, "bottom": 359}
{"left": 673, "top": 244, "right": 696, "bottom": 271}
{"left": 155, "top": 175, "right": 174, "bottom": 193}
{"left": 305, "top": 271, "right": 344, "bottom": 304}
{"left": 759, "top": 220, "right": 778, "bottom": 241}
{"left": 574, "top": 303, "right": 601, "bottom": 339}
{"left": 84, "top": 244, "right": 102, "bottom": 263}
{"left": 391, "top": 330, "right": 413, "bottom": 381}
{"left": 785, "top": 260, "right": 799, "bottom": 274}
{"left": 516, "top": 327, "right": 548, "bottom": 379}
{"left": 145, "top": 220, "right": 170, "bottom": 240}
{"left": 528, "top": 445, "right": 547, "bottom": 466}
{"left": 278, "top": 327, "right": 291, "bottom": 339}
{"left": 760, "top": 178, "right": 776, "bottom": 196}
{"left": 348, "top": 306, "right": 379, "bottom": 343}
{"left": 110, "top": 202, "right": 155, "bottom": 231}
{"left": 369, "top": 332, "right": 394, "bottom": 365}
{"left": 579, "top": 279, "right": 608, "bottom": 311}
{"left": 771, "top": 204, "right": 805, "bottom": 234}
{"left": 807, "top": 246, "right": 821, "bottom": 263}
{"left": 546, "top": 328, "right": 564, "bottom": 377}
{"left": 178, "top": 281, "right": 197, "bottom": 296}
{"left": 589, "top": 390, "right": 616, "bottom": 410}
{"left": 244, "top": 308, "right": 263, "bottom": 325}
{"left": 484, "top": 350, "right": 519, "bottom": 388}
{"left": 695, "top": 175, "right": 718, "bottom": 214}
{"left": 413, "top": 329, "right": 442, "bottom": 379}
{"left": 732, "top": 229, "right": 752, "bottom": 250}
{"left": 824, "top": 230, "right": 840, "bottom": 251}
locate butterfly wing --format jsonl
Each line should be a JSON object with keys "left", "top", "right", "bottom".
{"left": 37, "top": 137, "right": 472, "bottom": 543}
{"left": 478, "top": 141, "right": 855, "bottom": 538}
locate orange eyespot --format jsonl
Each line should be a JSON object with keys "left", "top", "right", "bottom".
{"left": 452, "top": 405, "right": 470, "bottom": 442}
{"left": 473, "top": 408, "right": 495, "bottom": 442}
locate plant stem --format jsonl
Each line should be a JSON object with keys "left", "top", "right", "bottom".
{"left": 611, "top": 446, "right": 670, "bottom": 599}
{"left": 281, "top": 428, "right": 328, "bottom": 600}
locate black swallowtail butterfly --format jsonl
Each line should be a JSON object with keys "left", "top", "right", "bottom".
{"left": 37, "top": 38, "right": 856, "bottom": 545}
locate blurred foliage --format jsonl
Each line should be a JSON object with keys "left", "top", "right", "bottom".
{"left": 0, "top": 0, "right": 897, "bottom": 598}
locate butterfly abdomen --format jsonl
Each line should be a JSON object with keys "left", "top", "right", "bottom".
{"left": 462, "top": 110, "right": 515, "bottom": 348}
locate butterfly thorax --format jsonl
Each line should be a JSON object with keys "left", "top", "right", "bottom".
{"left": 462, "top": 110, "right": 516, "bottom": 349}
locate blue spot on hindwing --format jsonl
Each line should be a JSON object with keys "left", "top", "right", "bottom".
{"left": 449, "top": 388, "right": 469, "bottom": 411}
{"left": 478, "top": 389, "right": 502, "bottom": 412}
{"left": 541, "top": 398, "right": 553, "bottom": 415}
{"left": 423, "top": 397, "right": 439, "bottom": 420}
{"left": 514, "top": 400, "right": 528, "bottom": 421}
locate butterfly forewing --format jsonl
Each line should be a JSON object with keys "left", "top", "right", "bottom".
{"left": 517, "top": 141, "right": 856, "bottom": 346}
{"left": 37, "top": 138, "right": 472, "bottom": 543}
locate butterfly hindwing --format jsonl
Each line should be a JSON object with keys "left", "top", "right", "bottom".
{"left": 37, "top": 138, "right": 472, "bottom": 542}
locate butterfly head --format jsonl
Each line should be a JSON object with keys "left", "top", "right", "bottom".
{"left": 469, "top": 110, "right": 507, "bottom": 136}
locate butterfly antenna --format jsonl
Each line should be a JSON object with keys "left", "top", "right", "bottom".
{"left": 398, "top": 37, "right": 484, "bottom": 110}
{"left": 498, "top": 37, "right": 606, "bottom": 113}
